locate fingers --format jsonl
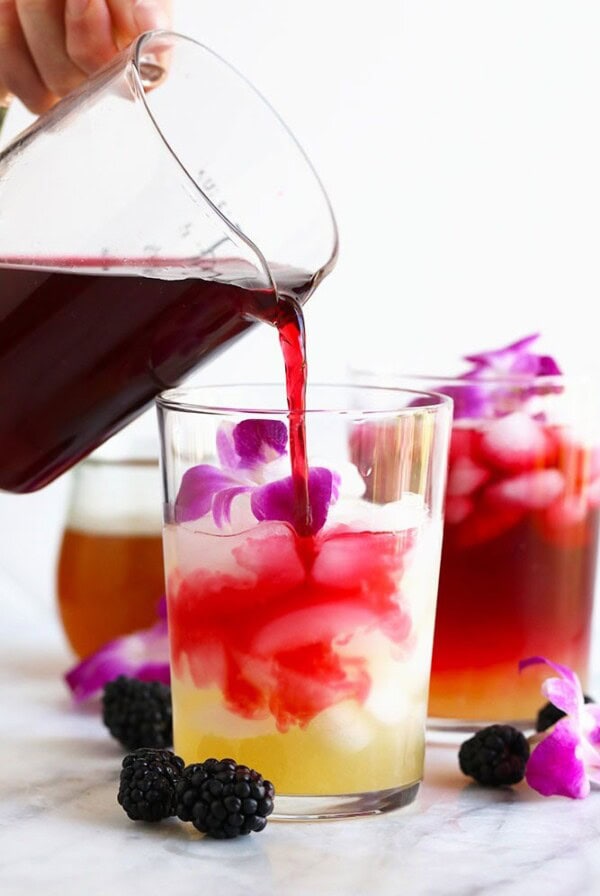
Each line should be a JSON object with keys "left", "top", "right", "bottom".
{"left": 64, "top": 0, "right": 116, "bottom": 74}
{"left": 107, "top": 0, "right": 171, "bottom": 48}
{"left": 134, "top": 0, "right": 172, "bottom": 31}
{"left": 66, "top": 1, "right": 173, "bottom": 77}
{"left": 16, "top": 0, "right": 85, "bottom": 97}
{"left": 0, "top": 0, "right": 173, "bottom": 114}
{"left": 0, "top": 0, "right": 54, "bottom": 112}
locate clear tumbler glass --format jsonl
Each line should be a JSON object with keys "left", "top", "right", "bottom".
{"left": 354, "top": 371, "right": 600, "bottom": 730}
{"left": 158, "top": 384, "right": 451, "bottom": 819}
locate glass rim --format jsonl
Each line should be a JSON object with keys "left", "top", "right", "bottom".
{"left": 350, "top": 369, "right": 592, "bottom": 388}
{"left": 80, "top": 456, "right": 158, "bottom": 468}
{"left": 156, "top": 382, "right": 453, "bottom": 417}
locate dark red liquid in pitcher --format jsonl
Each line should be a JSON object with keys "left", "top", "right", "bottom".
{"left": 0, "top": 259, "right": 311, "bottom": 494}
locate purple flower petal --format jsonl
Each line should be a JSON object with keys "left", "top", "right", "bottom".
{"left": 585, "top": 766, "right": 600, "bottom": 787}
{"left": 216, "top": 422, "right": 239, "bottom": 470}
{"left": 519, "top": 655, "right": 583, "bottom": 718}
{"left": 177, "top": 418, "right": 338, "bottom": 535}
{"left": 510, "top": 354, "right": 548, "bottom": 376}
{"left": 429, "top": 334, "right": 562, "bottom": 419}
{"left": 64, "top": 617, "right": 169, "bottom": 702}
{"left": 436, "top": 382, "right": 490, "bottom": 419}
{"left": 435, "top": 336, "right": 563, "bottom": 420}
{"left": 212, "top": 485, "right": 251, "bottom": 528}
{"left": 581, "top": 717, "right": 600, "bottom": 785}
{"left": 251, "top": 467, "right": 339, "bottom": 534}
{"left": 233, "top": 419, "right": 288, "bottom": 468}
{"left": 175, "top": 464, "right": 239, "bottom": 523}
{"left": 464, "top": 334, "right": 541, "bottom": 373}
{"left": 537, "top": 355, "right": 562, "bottom": 376}
{"left": 520, "top": 654, "right": 600, "bottom": 799}
{"left": 542, "top": 677, "right": 582, "bottom": 718}
{"left": 518, "top": 655, "right": 580, "bottom": 688}
{"left": 526, "top": 717, "right": 590, "bottom": 799}
{"left": 464, "top": 333, "right": 562, "bottom": 379}
{"left": 584, "top": 704, "right": 600, "bottom": 748}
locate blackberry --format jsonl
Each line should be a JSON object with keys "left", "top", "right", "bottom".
{"left": 118, "top": 748, "right": 184, "bottom": 822}
{"left": 174, "top": 757, "right": 275, "bottom": 839}
{"left": 102, "top": 676, "right": 172, "bottom": 750}
{"left": 536, "top": 694, "right": 595, "bottom": 732}
{"left": 459, "top": 724, "right": 530, "bottom": 787}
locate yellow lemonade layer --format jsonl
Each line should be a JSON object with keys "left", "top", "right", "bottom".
{"left": 172, "top": 679, "right": 426, "bottom": 795}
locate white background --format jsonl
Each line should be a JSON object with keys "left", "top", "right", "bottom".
{"left": 2, "top": 0, "right": 600, "bottom": 620}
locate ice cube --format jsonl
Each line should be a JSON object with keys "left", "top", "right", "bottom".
{"left": 363, "top": 638, "right": 429, "bottom": 725}
{"left": 445, "top": 495, "right": 474, "bottom": 525}
{"left": 449, "top": 424, "right": 481, "bottom": 462}
{"left": 167, "top": 524, "right": 250, "bottom": 581}
{"left": 587, "top": 477, "right": 600, "bottom": 508}
{"left": 365, "top": 674, "right": 415, "bottom": 725}
{"left": 166, "top": 519, "right": 305, "bottom": 592}
{"left": 544, "top": 494, "right": 588, "bottom": 528}
{"left": 484, "top": 469, "right": 565, "bottom": 509}
{"left": 325, "top": 493, "right": 427, "bottom": 532}
{"left": 452, "top": 504, "right": 524, "bottom": 548}
{"left": 192, "top": 696, "right": 276, "bottom": 739}
{"left": 446, "top": 456, "right": 490, "bottom": 497}
{"left": 480, "top": 412, "right": 551, "bottom": 471}
{"left": 251, "top": 600, "right": 379, "bottom": 655}
{"left": 311, "top": 529, "right": 407, "bottom": 591}
{"left": 316, "top": 459, "right": 366, "bottom": 499}
{"left": 231, "top": 520, "right": 306, "bottom": 593}
{"left": 309, "top": 700, "right": 374, "bottom": 752}
{"left": 538, "top": 494, "right": 591, "bottom": 547}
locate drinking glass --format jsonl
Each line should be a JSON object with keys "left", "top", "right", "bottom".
{"left": 354, "top": 371, "right": 600, "bottom": 729}
{"left": 157, "top": 384, "right": 451, "bottom": 819}
{"left": 56, "top": 415, "right": 164, "bottom": 659}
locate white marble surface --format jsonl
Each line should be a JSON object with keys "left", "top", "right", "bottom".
{"left": 2, "top": 591, "right": 600, "bottom": 896}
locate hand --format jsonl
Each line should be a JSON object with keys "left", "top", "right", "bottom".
{"left": 0, "top": 0, "right": 172, "bottom": 113}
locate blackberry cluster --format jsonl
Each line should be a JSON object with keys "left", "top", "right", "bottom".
{"left": 118, "top": 748, "right": 184, "bottom": 822}
{"left": 102, "top": 676, "right": 172, "bottom": 750}
{"left": 117, "top": 750, "right": 274, "bottom": 838}
{"left": 459, "top": 724, "right": 530, "bottom": 787}
{"left": 175, "top": 758, "right": 275, "bottom": 839}
{"left": 536, "top": 694, "right": 594, "bottom": 733}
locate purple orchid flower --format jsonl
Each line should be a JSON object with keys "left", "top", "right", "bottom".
{"left": 463, "top": 333, "right": 562, "bottom": 379}
{"left": 175, "top": 419, "right": 289, "bottom": 525}
{"left": 519, "top": 656, "right": 600, "bottom": 799}
{"left": 175, "top": 418, "right": 340, "bottom": 536}
{"left": 65, "top": 599, "right": 170, "bottom": 702}
{"left": 251, "top": 467, "right": 340, "bottom": 534}
{"left": 441, "top": 334, "right": 562, "bottom": 419}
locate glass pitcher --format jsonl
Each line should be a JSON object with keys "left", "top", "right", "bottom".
{"left": 0, "top": 30, "right": 338, "bottom": 494}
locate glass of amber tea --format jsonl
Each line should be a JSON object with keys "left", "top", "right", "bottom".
{"left": 56, "top": 417, "right": 165, "bottom": 659}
